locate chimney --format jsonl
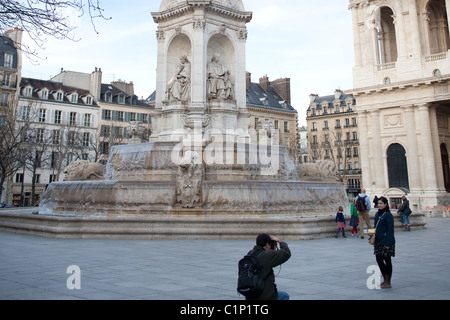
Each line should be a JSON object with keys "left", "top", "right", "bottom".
{"left": 259, "top": 75, "right": 269, "bottom": 92}
{"left": 246, "top": 71, "right": 252, "bottom": 91}
{"left": 309, "top": 94, "right": 318, "bottom": 103}
{"left": 90, "top": 67, "right": 102, "bottom": 100}
{"left": 335, "top": 89, "right": 343, "bottom": 100}
{"left": 111, "top": 80, "right": 135, "bottom": 96}
{"left": 271, "top": 78, "right": 291, "bottom": 105}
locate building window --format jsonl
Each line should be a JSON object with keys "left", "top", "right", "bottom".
{"left": 41, "top": 90, "right": 48, "bottom": 100}
{"left": 284, "top": 121, "right": 288, "bottom": 133}
{"left": 71, "top": 94, "right": 78, "bottom": 103}
{"left": 56, "top": 92, "right": 63, "bottom": 101}
{"left": 433, "top": 69, "right": 441, "bottom": 77}
{"left": 52, "top": 130, "right": 60, "bottom": 145}
{"left": 54, "top": 110, "right": 62, "bottom": 124}
{"left": 118, "top": 111, "right": 124, "bottom": 122}
{"left": 0, "top": 93, "right": 8, "bottom": 106}
{"left": 15, "top": 173, "right": 23, "bottom": 183}
{"left": 82, "top": 132, "right": 90, "bottom": 147}
{"left": 39, "top": 108, "right": 46, "bottom": 123}
{"left": 119, "top": 94, "right": 125, "bottom": 104}
{"left": 2, "top": 73, "right": 11, "bottom": 86}
{"left": 4, "top": 53, "right": 13, "bottom": 68}
{"left": 84, "top": 114, "right": 91, "bottom": 127}
{"left": 24, "top": 87, "right": 32, "bottom": 97}
{"left": 21, "top": 106, "right": 30, "bottom": 120}
{"left": 69, "top": 112, "right": 77, "bottom": 126}
{"left": 36, "top": 128, "right": 45, "bottom": 143}
{"left": 51, "top": 152, "right": 59, "bottom": 168}
{"left": 103, "top": 110, "right": 111, "bottom": 120}
{"left": 49, "top": 174, "right": 58, "bottom": 183}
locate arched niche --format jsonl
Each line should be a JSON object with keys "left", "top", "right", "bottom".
{"left": 374, "top": 6, "right": 398, "bottom": 64}
{"left": 206, "top": 33, "right": 236, "bottom": 90}
{"left": 426, "top": 0, "right": 450, "bottom": 54}
{"left": 166, "top": 33, "right": 192, "bottom": 87}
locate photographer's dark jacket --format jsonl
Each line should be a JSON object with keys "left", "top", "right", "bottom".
{"left": 374, "top": 210, "right": 396, "bottom": 247}
{"left": 247, "top": 242, "right": 291, "bottom": 300}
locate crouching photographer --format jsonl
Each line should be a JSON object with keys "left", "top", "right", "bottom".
{"left": 238, "top": 234, "right": 291, "bottom": 300}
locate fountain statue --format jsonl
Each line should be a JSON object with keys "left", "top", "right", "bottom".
{"left": 38, "top": 0, "right": 348, "bottom": 238}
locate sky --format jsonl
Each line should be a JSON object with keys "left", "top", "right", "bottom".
{"left": 20, "top": 0, "right": 355, "bottom": 126}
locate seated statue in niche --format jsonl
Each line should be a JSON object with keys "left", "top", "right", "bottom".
{"left": 207, "top": 53, "right": 234, "bottom": 101}
{"left": 164, "top": 55, "right": 191, "bottom": 103}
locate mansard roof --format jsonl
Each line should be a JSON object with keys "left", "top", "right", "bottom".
{"left": 20, "top": 77, "right": 98, "bottom": 107}
{"left": 307, "top": 92, "right": 356, "bottom": 111}
{"left": 100, "top": 83, "right": 153, "bottom": 109}
{"left": 0, "top": 35, "right": 18, "bottom": 69}
{"left": 246, "top": 82, "right": 297, "bottom": 113}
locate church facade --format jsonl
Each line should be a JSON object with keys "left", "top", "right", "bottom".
{"left": 347, "top": 0, "right": 450, "bottom": 210}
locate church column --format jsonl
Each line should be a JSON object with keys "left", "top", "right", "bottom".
{"left": 190, "top": 9, "right": 207, "bottom": 109}
{"left": 370, "top": 110, "right": 385, "bottom": 191}
{"left": 350, "top": 4, "right": 363, "bottom": 68}
{"left": 418, "top": 104, "right": 439, "bottom": 192}
{"left": 409, "top": 0, "right": 423, "bottom": 57}
{"left": 430, "top": 106, "right": 446, "bottom": 192}
{"left": 403, "top": 105, "right": 421, "bottom": 192}
{"left": 357, "top": 111, "right": 371, "bottom": 191}
{"left": 446, "top": 0, "right": 450, "bottom": 39}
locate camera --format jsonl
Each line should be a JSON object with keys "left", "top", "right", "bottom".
{"left": 270, "top": 240, "right": 278, "bottom": 250}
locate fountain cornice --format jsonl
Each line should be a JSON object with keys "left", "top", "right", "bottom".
{"left": 152, "top": 3, "right": 252, "bottom": 23}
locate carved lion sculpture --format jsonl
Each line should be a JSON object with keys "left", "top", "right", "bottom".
{"left": 63, "top": 161, "right": 106, "bottom": 181}
{"left": 297, "top": 160, "right": 337, "bottom": 181}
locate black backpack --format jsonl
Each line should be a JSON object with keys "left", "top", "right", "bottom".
{"left": 355, "top": 195, "right": 367, "bottom": 211}
{"left": 237, "top": 250, "right": 266, "bottom": 298}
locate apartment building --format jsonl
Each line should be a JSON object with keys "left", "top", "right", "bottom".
{"left": 306, "top": 89, "right": 361, "bottom": 196}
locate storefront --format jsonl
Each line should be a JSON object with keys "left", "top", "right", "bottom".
{"left": 12, "top": 184, "right": 47, "bottom": 207}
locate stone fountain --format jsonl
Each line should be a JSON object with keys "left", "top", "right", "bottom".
{"left": 36, "top": 0, "right": 350, "bottom": 239}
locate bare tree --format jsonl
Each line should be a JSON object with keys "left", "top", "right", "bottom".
{"left": 0, "top": 98, "right": 35, "bottom": 202}
{"left": 0, "top": 0, "right": 110, "bottom": 61}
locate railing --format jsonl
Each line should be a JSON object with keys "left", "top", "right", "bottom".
{"left": 425, "top": 52, "right": 447, "bottom": 62}
{"left": 377, "top": 62, "right": 396, "bottom": 71}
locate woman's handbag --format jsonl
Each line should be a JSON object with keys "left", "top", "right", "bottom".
{"left": 368, "top": 219, "right": 381, "bottom": 245}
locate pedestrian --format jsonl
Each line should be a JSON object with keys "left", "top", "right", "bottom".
{"left": 245, "top": 234, "right": 291, "bottom": 300}
{"left": 373, "top": 196, "right": 379, "bottom": 209}
{"left": 355, "top": 188, "right": 372, "bottom": 239}
{"left": 335, "top": 206, "right": 347, "bottom": 238}
{"left": 349, "top": 200, "right": 359, "bottom": 237}
{"left": 369, "top": 196, "right": 395, "bottom": 289}
{"left": 398, "top": 195, "right": 412, "bottom": 231}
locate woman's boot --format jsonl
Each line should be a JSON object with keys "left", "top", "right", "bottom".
{"left": 381, "top": 275, "right": 391, "bottom": 288}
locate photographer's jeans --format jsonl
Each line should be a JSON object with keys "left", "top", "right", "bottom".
{"left": 277, "top": 291, "right": 290, "bottom": 300}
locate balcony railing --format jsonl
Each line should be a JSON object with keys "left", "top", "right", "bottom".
{"left": 425, "top": 52, "right": 447, "bottom": 62}
{"left": 377, "top": 62, "right": 396, "bottom": 71}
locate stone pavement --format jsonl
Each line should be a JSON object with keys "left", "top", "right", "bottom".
{"left": 0, "top": 217, "right": 449, "bottom": 300}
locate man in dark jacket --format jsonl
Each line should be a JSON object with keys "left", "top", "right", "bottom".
{"left": 247, "top": 234, "right": 291, "bottom": 300}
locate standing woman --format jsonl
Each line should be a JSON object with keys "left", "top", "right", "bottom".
{"left": 373, "top": 196, "right": 396, "bottom": 288}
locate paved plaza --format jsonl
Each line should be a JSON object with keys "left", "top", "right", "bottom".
{"left": 0, "top": 216, "right": 449, "bottom": 300}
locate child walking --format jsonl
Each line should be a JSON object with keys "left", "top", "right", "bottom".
{"left": 335, "top": 206, "right": 347, "bottom": 238}
{"left": 349, "top": 200, "right": 359, "bottom": 237}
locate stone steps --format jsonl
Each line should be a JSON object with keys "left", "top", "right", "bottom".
{"left": 0, "top": 210, "right": 427, "bottom": 240}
